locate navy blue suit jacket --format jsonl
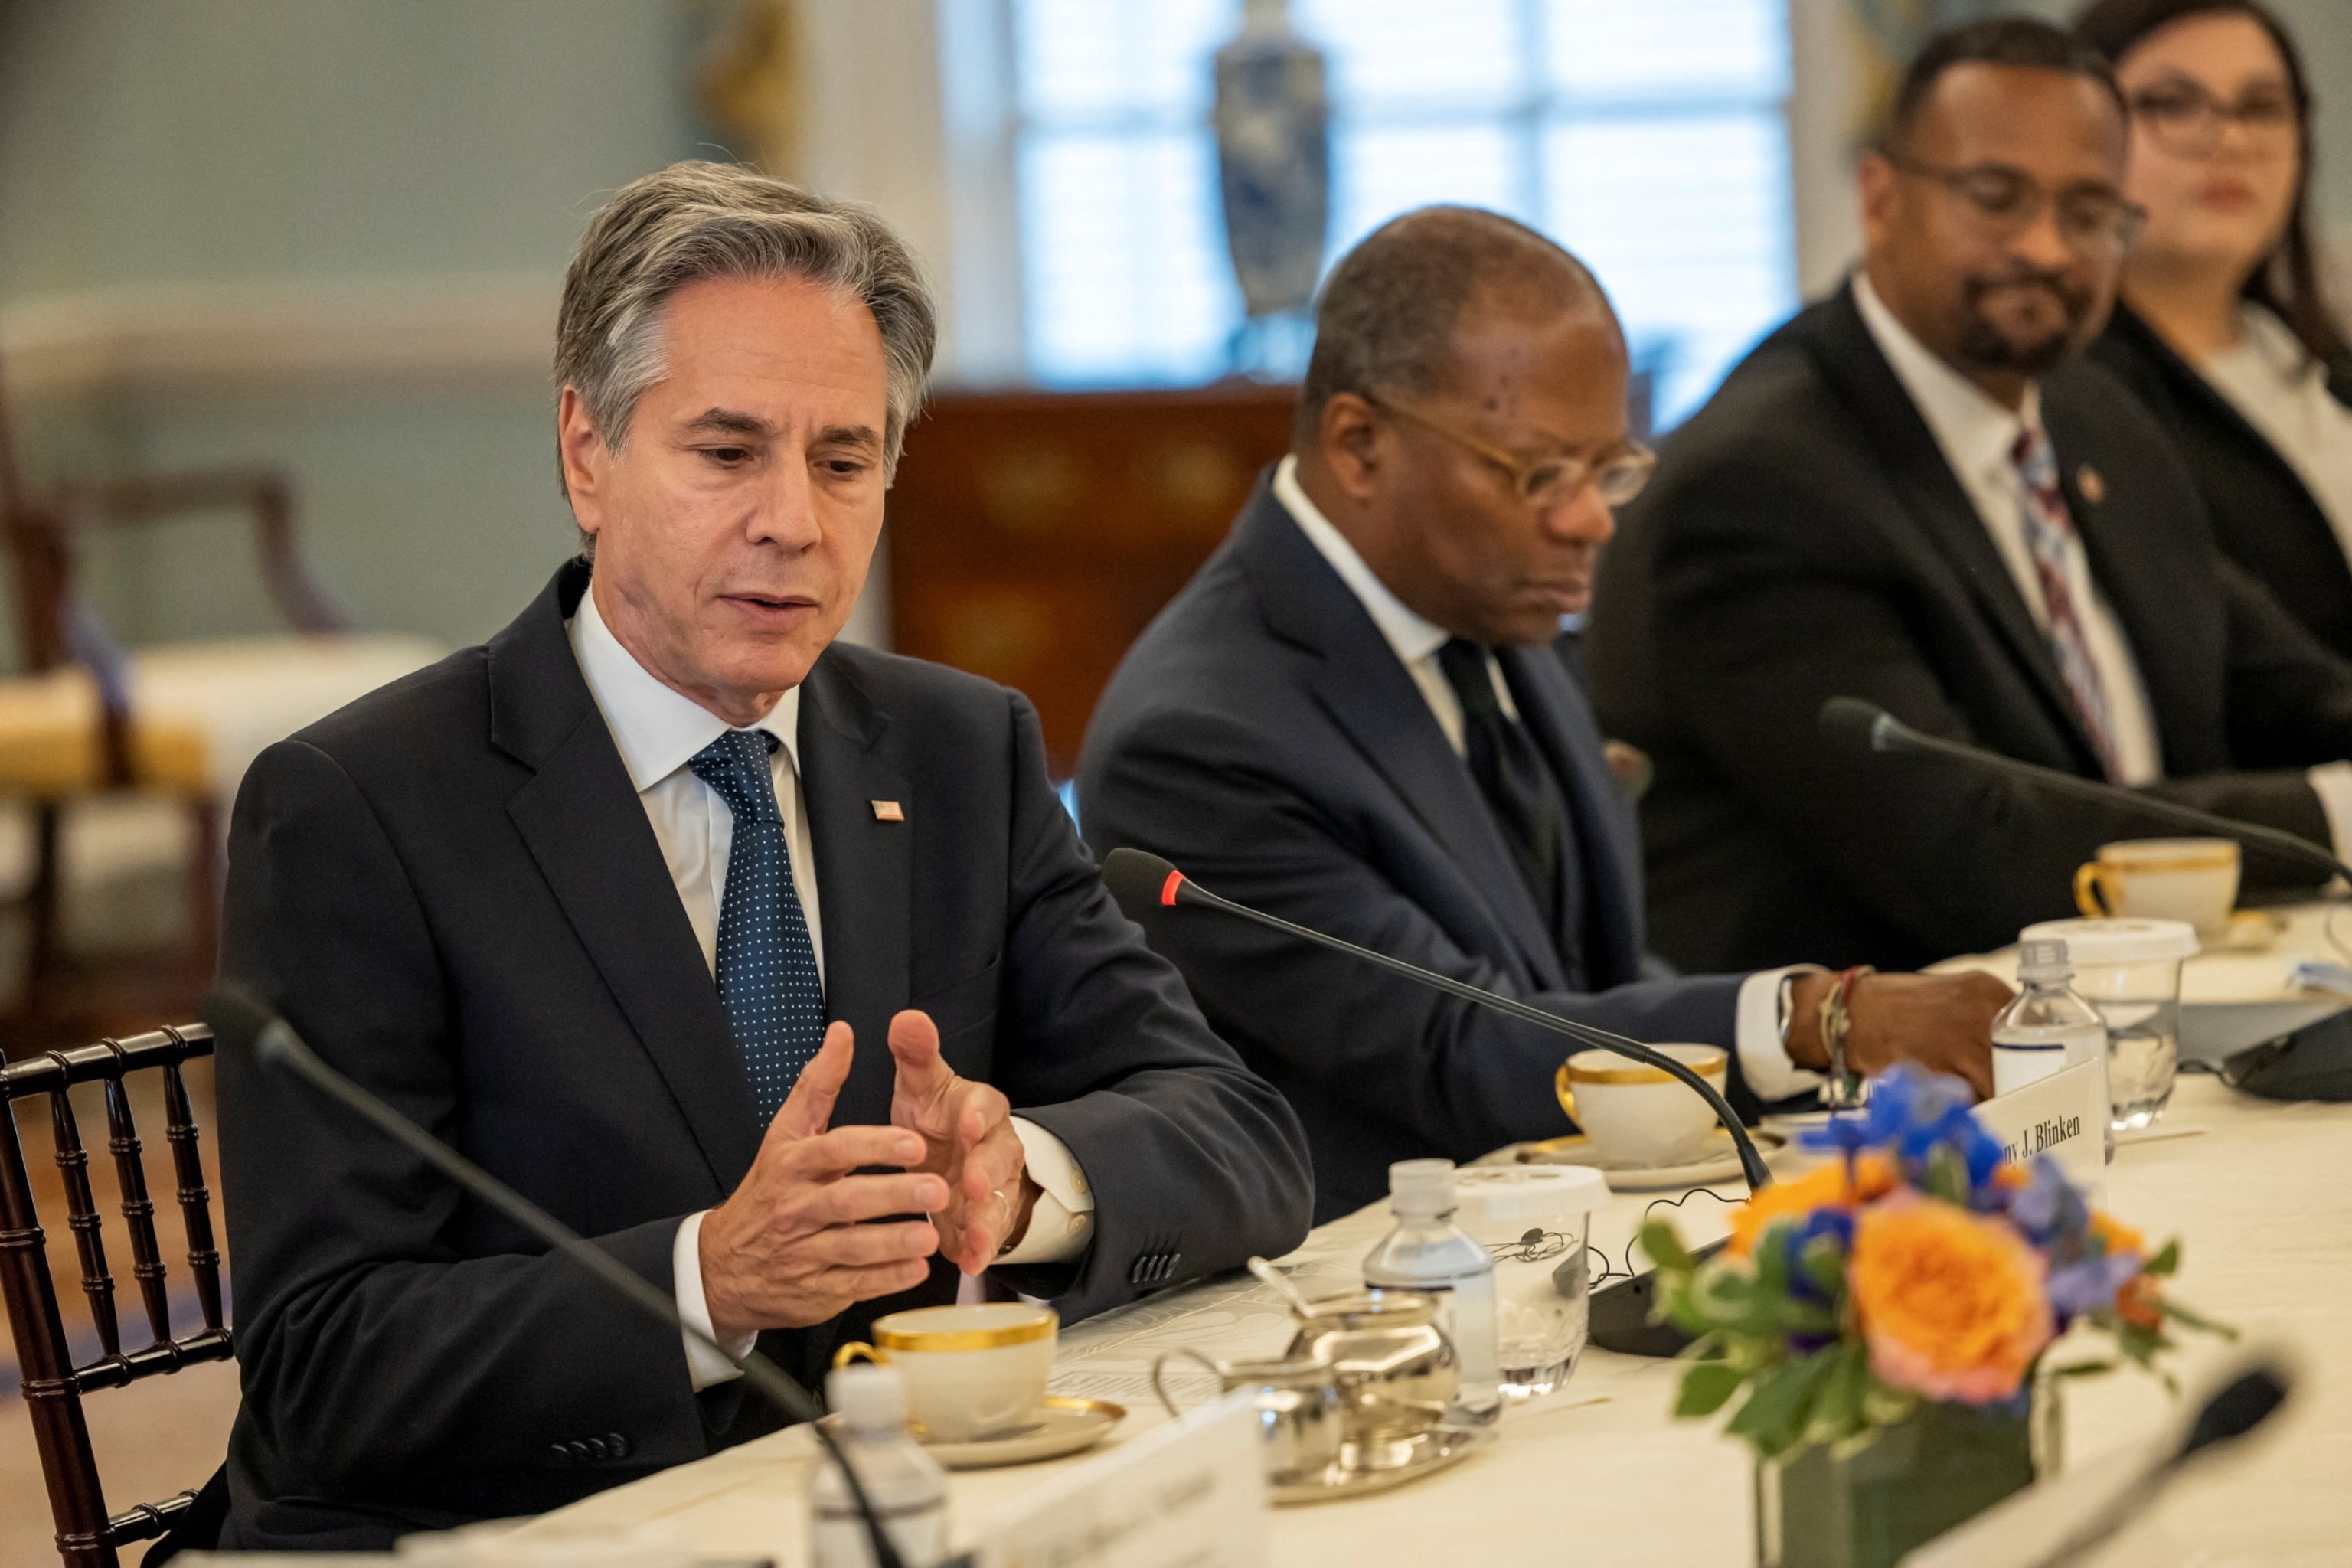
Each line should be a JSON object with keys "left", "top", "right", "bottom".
{"left": 1077, "top": 482, "right": 1749, "bottom": 1220}
{"left": 216, "top": 559, "right": 1312, "bottom": 1547}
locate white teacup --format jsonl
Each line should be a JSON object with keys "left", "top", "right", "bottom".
{"left": 1554, "top": 1044, "right": 1729, "bottom": 1168}
{"left": 2074, "top": 838, "right": 2239, "bottom": 936}
{"left": 833, "top": 1303, "right": 1057, "bottom": 1442}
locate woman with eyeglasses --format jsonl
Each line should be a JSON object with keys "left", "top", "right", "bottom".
{"left": 2078, "top": 0, "right": 2352, "bottom": 658}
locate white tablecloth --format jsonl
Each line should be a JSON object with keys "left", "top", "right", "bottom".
{"left": 517, "top": 1073, "right": 2352, "bottom": 1566}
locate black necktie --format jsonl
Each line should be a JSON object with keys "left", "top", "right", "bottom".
{"left": 1436, "top": 639, "right": 1566, "bottom": 933}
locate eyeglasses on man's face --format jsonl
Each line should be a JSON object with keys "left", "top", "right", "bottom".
{"left": 1883, "top": 154, "right": 2146, "bottom": 257}
{"left": 1364, "top": 393, "right": 1657, "bottom": 510}
{"left": 2128, "top": 79, "right": 2298, "bottom": 158}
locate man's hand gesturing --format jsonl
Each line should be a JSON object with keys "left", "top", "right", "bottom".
{"left": 698, "top": 1021, "right": 948, "bottom": 1340}
{"left": 887, "top": 1009, "right": 1037, "bottom": 1274}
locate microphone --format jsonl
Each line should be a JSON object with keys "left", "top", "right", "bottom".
{"left": 1099, "top": 848, "right": 1772, "bottom": 1191}
{"left": 1818, "top": 697, "right": 2352, "bottom": 884}
{"left": 202, "top": 986, "right": 923, "bottom": 1568}
{"left": 1905, "top": 1356, "right": 2292, "bottom": 1568}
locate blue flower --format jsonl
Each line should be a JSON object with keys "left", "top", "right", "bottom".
{"left": 1798, "top": 1064, "right": 2004, "bottom": 1198}
{"left": 2047, "top": 1250, "right": 2141, "bottom": 1323}
{"left": 2006, "top": 1157, "right": 2088, "bottom": 1248}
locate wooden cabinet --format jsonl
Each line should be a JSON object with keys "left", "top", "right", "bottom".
{"left": 885, "top": 385, "right": 1298, "bottom": 776}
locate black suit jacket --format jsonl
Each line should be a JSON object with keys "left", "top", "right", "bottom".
{"left": 1587, "top": 283, "right": 2352, "bottom": 974}
{"left": 215, "top": 559, "right": 1312, "bottom": 1548}
{"left": 1077, "top": 483, "right": 1750, "bottom": 1223}
{"left": 2090, "top": 302, "right": 2352, "bottom": 660}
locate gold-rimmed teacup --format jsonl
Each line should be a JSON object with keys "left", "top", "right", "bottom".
{"left": 832, "top": 1302, "right": 1057, "bottom": 1442}
{"left": 2074, "top": 838, "right": 2239, "bottom": 936}
{"left": 1553, "top": 1045, "right": 1727, "bottom": 1168}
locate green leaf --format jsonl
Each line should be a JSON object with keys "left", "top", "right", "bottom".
{"left": 2157, "top": 1297, "right": 2237, "bottom": 1340}
{"left": 1924, "top": 1145, "right": 1970, "bottom": 1207}
{"left": 1859, "top": 1371, "right": 1917, "bottom": 1429}
{"left": 1642, "top": 1218, "right": 1696, "bottom": 1273}
{"left": 1677, "top": 1360, "right": 1746, "bottom": 1418}
{"left": 2142, "top": 1239, "right": 2180, "bottom": 1277}
{"left": 1798, "top": 1236, "right": 1847, "bottom": 1303}
{"left": 1727, "top": 1348, "right": 1838, "bottom": 1457}
{"left": 1805, "top": 1341, "right": 1870, "bottom": 1448}
{"left": 2047, "top": 1359, "right": 2119, "bottom": 1380}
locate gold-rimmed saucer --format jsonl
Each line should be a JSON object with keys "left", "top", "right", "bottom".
{"left": 913, "top": 1396, "right": 1125, "bottom": 1469}
{"left": 1507, "top": 1126, "right": 1785, "bottom": 1189}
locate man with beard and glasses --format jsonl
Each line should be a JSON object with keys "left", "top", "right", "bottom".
{"left": 1585, "top": 16, "right": 2352, "bottom": 973}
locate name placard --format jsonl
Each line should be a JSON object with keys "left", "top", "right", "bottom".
{"left": 1975, "top": 1058, "right": 2106, "bottom": 1202}
{"left": 977, "top": 1390, "right": 1268, "bottom": 1568}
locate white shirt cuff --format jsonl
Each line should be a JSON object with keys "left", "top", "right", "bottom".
{"left": 674, "top": 1210, "right": 757, "bottom": 1391}
{"left": 2307, "top": 763, "right": 2352, "bottom": 873}
{"left": 993, "top": 1116, "right": 1095, "bottom": 1267}
{"left": 1736, "top": 966, "right": 1829, "bottom": 1102}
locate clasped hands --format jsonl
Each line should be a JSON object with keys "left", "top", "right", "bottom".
{"left": 698, "top": 1010, "right": 1040, "bottom": 1338}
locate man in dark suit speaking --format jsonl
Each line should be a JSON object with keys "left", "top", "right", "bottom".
{"left": 1589, "top": 18, "right": 2352, "bottom": 975}
{"left": 1077, "top": 207, "right": 2007, "bottom": 1222}
{"left": 213, "top": 162, "right": 1312, "bottom": 1547}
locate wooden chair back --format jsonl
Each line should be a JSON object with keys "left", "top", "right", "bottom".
{"left": 0, "top": 1024, "right": 230, "bottom": 1568}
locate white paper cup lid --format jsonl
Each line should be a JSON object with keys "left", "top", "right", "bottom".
{"left": 2017, "top": 916, "right": 2199, "bottom": 964}
{"left": 1455, "top": 1164, "right": 1609, "bottom": 1226}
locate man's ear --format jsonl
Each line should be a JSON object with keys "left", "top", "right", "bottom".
{"left": 557, "top": 386, "right": 611, "bottom": 522}
{"left": 1317, "top": 391, "right": 1385, "bottom": 504}
{"left": 1857, "top": 151, "right": 1898, "bottom": 255}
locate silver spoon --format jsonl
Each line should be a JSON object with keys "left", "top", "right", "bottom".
{"left": 1248, "top": 1254, "right": 1317, "bottom": 1317}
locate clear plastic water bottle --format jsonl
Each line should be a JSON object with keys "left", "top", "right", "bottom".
{"left": 1361, "top": 1158, "right": 1501, "bottom": 1426}
{"left": 1991, "top": 939, "right": 2112, "bottom": 1161}
{"left": 810, "top": 1364, "right": 949, "bottom": 1568}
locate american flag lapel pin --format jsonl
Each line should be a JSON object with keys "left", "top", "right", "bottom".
{"left": 871, "top": 799, "right": 905, "bottom": 822}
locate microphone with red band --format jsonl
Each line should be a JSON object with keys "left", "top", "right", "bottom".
{"left": 1099, "top": 846, "right": 1773, "bottom": 1193}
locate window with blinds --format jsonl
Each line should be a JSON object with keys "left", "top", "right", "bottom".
{"left": 1011, "top": 0, "right": 1796, "bottom": 426}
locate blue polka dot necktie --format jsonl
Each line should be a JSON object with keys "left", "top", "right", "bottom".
{"left": 688, "top": 729, "right": 826, "bottom": 1123}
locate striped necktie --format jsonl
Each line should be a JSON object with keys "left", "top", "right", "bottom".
{"left": 687, "top": 728, "right": 828, "bottom": 1122}
{"left": 2011, "top": 427, "right": 2123, "bottom": 782}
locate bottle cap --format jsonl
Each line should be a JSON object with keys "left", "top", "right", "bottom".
{"left": 1387, "top": 1158, "right": 1458, "bottom": 1215}
{"left": 827, "top": 1363, "right": 909, "bottom": 1436}
{"left": 2015, "top": 939, "right": 2073, "bottom": 985}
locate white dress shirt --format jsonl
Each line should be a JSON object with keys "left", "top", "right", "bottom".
{"left": 1272, "top": 456, "right": 1821, "bottom": 1099}
{"left": 566, "top": 587, "right": 1094, "bottom": 1390}
{"left": 1854, "top": 276, "right": 2352, "bottom": 854}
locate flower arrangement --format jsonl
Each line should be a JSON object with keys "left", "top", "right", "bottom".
{"left": 1641, "top": 1065, "right": 2228, "bottom": 1460}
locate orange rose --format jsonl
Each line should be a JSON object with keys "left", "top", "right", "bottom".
{"left": 1850, "top": 1195, "right": 2053, "bottom": 1404}
{"left": 1726, "top": 1152, "right": 1895, "bottom": 1257}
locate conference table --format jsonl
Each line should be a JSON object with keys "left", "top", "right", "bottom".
{"left": 517, "top": 915, "right": 2352, "bottom": 1567}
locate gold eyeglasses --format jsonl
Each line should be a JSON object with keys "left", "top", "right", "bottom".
{"left": 1364, "top": 393, "right": 1657, "bottom": 509}
{"left": 1883, "top": 154, "right": 2147, "bottom": 257}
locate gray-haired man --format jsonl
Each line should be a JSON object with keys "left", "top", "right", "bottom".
{"left": 213, "top": 162, "right": 1312, "bottom": 1547}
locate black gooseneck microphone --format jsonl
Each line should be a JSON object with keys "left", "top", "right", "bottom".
{"left": 203, "top": 987, "right": 923, "bottom": 1568}
{"left": 1818, "top": 696, "right": 2352, "bottom": 884}
{"left": 2023, "top": 1362, "right": 2290, "bottom": 1568}
{"left": 1098, "top": 847, "right": 1773, "bottom": 1191}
